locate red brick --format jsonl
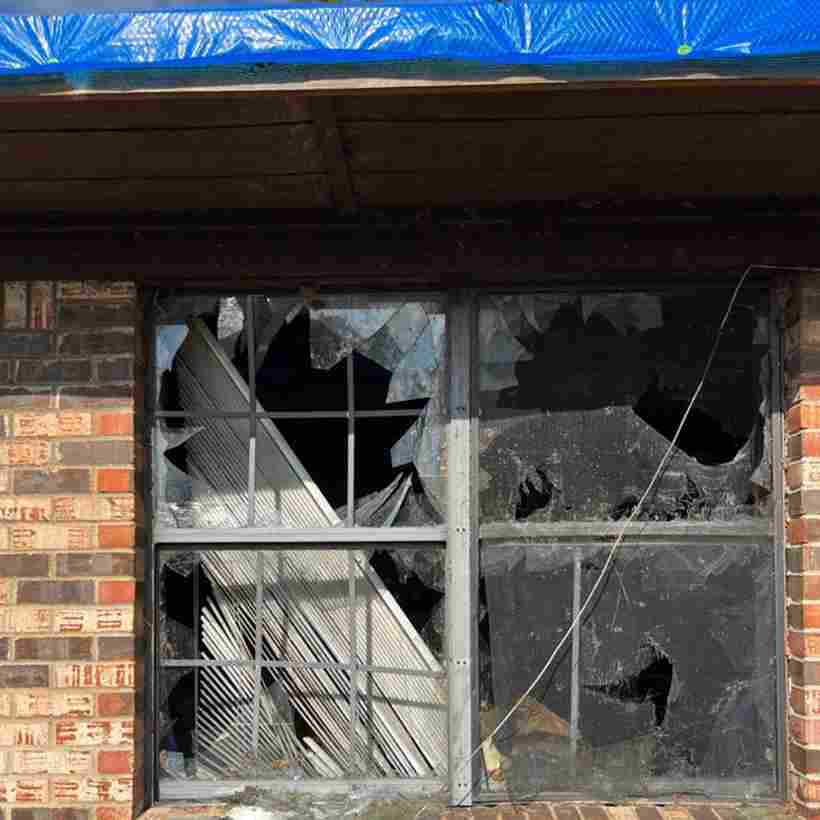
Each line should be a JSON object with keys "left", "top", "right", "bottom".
{"left": 792, "top": 432, "right": 820, "bottom": 460}
{"left": 791, "top": 575, "right": 820, "bottom": 601}
{"left": 96, "top": 808, "right": 132, "bottom": 820}
{"left": 0, "top": 779, "right": 47, "bottom": 803}
{"left": 17, "top": 582, "right": 94, "bottom": 606}
{"left": 13, "top": 413, "right": 91, "bottom": 439}
{"left": 98, "top": 526, "right": 134, "bottom": 550}
{"left": 0, "top": 498, "right": 50, "bottom": 523}
{"left": 791, "top": 631, "right": 820, "bottom": 658}
{"left": 29, "top": 283, "right": 54, "bottom": 331}
{"left": 15, "top": 638, "right": 93, "bottom": 662}
{"left": 58, "top": 283, "right": 135, "bottom": 303}
{"left": 796, "top": 772, "right": 820, "bottom": 803}
{"left": 790, "top": 404, "right": 820, "bottom": 433}
{"left": 51, "top": 776, "right": 133, "bottom": 803}
{"left": 55, "top": 719, "right": 132, "bottom": 746}
{"left": 793, "top": 715, "right": 820, "bottom": 746}
{"left": 0, "top": 443, "right": 49, "bottom": 467}
{"left": 798, "top": 388, "right": 820, "bottom": 402}
{"left": 96, "top": 751, "right": 132, "bottom": 775}
{"left": 791, "top": 603, "right": 820, "bottom": 629}
{"left": 96, "top": 470, "right": 133, "bottom": 494}
{"left": 4, "top": 283, "right": 27, "bottom": 329}
{"left": 793, "top": 686, "right": 820, "bottom": 716}
{"left": 96, "top": 694, "right": 134, "bottom": 718}
{"left": 97, "top": 638, "right": 137, "bottom": 661}
{"left": 56, "top": 553, "right": 134, "bottom": 578}
{"left": 94, "top": 414, "right": 133, "bottom": 438}
{"left": 11, "top": 525, "right": 91, "bottom": 552}
{"left": 54, "top": 663, "right": 134, "bottom": 689}
{"left": 15, "top": 693, "right": 93, "bottom": 719}
{"left": 97, "top": 581, "right": 134, "bottom": 605}
{"left": 790, "top": 547, "right": 820, "bottom": 573}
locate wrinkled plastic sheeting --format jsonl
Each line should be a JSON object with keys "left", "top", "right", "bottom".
{"left": 480, "top": 540, "right": 778, "bottom": 799}
{"left": 3, "top": 0, "right": 820, "bottom": 76}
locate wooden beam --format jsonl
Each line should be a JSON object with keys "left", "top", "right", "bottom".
{"left": 1, "top": 213, "right": 820, "bottom": 283}
{"left": 311, "top": 97, "right": 357, "bottom": 212}
{"left": 7, "top": 73, "right": 820, "bottom": 101}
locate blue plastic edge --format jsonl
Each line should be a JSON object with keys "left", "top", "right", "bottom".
{"left": 2, "top": 0, "right": 820, "bottom": 76}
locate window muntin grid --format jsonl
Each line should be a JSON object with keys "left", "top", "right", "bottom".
{"left": 151, "top": 291, "right": 449, "bottom": 791}
{"left": 154, "top": 293, "right": 447, "bottom": 530}
{"left": 475, "top": 285, "right": 780, "bottom": 801}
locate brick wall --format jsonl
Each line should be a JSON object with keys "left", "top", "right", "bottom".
{"left": 0, "top": 282, "right": 139, "bottom": 820}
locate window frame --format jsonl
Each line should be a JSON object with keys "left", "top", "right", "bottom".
{"left": 143, "top": 284, "right": 787, "bottom": 806}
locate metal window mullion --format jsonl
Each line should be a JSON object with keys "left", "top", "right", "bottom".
{"left": 771, "top": 283, "right": 787, "bottom": 799}
{"left": 570, "top": 549, "right": 581, "bottom": 780}
{"left": 192, "top": 552, "right": 201, "bottom": 765}
{"left": 251, "top": 551, "right": 265, "bottom": 773}
{"left": 446, "top": 289, "right": 479, "bottom": 807}
{"left": 247, "top": 296, "right": 257, "bottom": 527}
{"left": 144, "top": 288, "right": 159, "bottom": 809}
{"left": 346, "top": 353, "right": 360, "bottom": 773}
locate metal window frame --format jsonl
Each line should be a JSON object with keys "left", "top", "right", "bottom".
{"left": 147, "top": 289, "right": 450, "bottom": 804}
{"left": 145, "top": 282, "right": 787, "bottom": 809}
{"left": 472, "top": 281, "right": 787, "bottom": 805}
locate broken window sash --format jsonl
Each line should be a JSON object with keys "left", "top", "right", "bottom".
{"left": 155, "top": 417, "right": 251, "bottom": 529}
{"left": 479, "top": 288, "right": 772, "bottom": 525}
{"left": 478, "top": 540, "right": 778, "bottom": 800}
{"left": 154, "top": 291, "right": 448, "bottom": 527}
{"left": 158, "top": 546, "right": 448, "bottom": 782}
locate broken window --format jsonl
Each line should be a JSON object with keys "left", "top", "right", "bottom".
{"left": 153, "top": 293, "right": 447, "bottom": 796}
{"left": 477, "top": 287, "right": 779, "bottom": 800}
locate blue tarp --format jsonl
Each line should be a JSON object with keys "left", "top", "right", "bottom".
{"left": 0, "top": 0, "right": 819, "bottom": 75}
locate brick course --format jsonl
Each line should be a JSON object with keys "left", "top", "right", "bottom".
{"left": 786, "top": 273, "right": 820, "bottom": 819}
{"left": 0, "top": 282, "right": 137, "bottom": 820}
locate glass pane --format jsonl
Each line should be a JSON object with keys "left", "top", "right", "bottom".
{"left": 268, "top": 419, "right": 347, "bottom": 523}
{"left": 159, "top": 550, "right": 259, "bottom": 662}
{"left": 479, "top": 289, "right": 771, "bottom": 525}
{"left": 159, "top": 665, "right": 302, "bottom": 785}
{"left": 354, "top": 548, "right": 447, "bottom": 777}
{"left": 253, "top": 296, "right": 345, "bottom": 412}
{"left": 154, "top": 293, "right": 252, "bottom": 414}
{"left": 479, "top": 540, "right": 777, "bottom": 800}
{"left": 358, "top": 671, "right": 448, "bottom": 778}
{"left": 155, "top": 417, "right": 250, "bottom": 529}
{"left": 260, "top": 550, "right": 352, "bottom": 664}
{"left": 254, "top": 295, "right": 448, "bottom": 525}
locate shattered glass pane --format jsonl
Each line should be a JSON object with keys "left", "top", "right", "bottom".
{"left": 357, "top": 671, "right": 448, "bottom": 777}
{"left": 480, "top": 288, "right": 771, "bottom": 524}
{"left": 158, "top": 546, "right": 447, "bottom": 784}
{"left": 477, "top": 286, "right": 776, "bottom": 801}
{"left": 156, "top": 294, "right": 253, "bottom": 415}
{"left": 479, "top": 540, "right": 777, "bottom": 800}
{"left": 159, "top": 551, "right": 259, "bottom": 661}
{"left": 154, "top": 290, "right": 446, "bottom": 527}
{"left": 155, "top": 324, "right": 188, "bottom": 409}
{"left": 155, "top": 418, "right": 250, "bottom": 529}
{"left": 158, "top": 666, "right": 306, "bottom": 785}
{"left": 258, "top": 419, "right": 348, "bottom": 526}
{"left": 363, "top": 548, "right": 446, "bottom": 664}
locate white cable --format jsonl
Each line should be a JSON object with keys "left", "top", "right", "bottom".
{"left": 436, "top": 264, "right": 755, "bottom": 812}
